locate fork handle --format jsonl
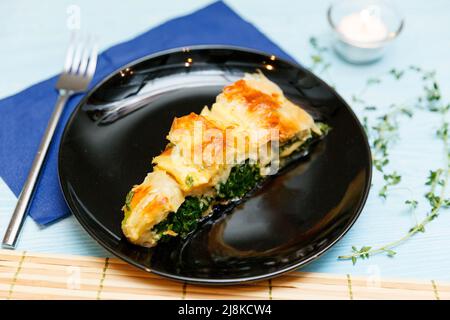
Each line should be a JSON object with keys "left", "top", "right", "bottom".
{"left": 2, "top": 91, "right": 71, "bottom": 249}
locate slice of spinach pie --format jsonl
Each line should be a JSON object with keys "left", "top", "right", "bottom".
{"left": 121, "top": 71, "right": 329, "bottom": 247}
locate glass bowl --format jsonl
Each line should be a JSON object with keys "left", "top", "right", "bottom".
{"left": 327, "top": 0, "right": 404, "bottom": 64}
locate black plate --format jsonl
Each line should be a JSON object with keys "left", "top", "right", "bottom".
{"left": 58, "top": 46, "right": 371, "bottom": 284}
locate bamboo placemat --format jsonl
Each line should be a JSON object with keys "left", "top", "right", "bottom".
{"left": 0, "top": 249, "right": 448, "bottom": 300}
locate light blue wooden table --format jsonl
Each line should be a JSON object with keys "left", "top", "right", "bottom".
{"left": 1, "top": 0, "right": 449, "bottom": 282}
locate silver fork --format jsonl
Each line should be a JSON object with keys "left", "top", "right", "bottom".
{"left": 2, "top": 34, "right": 98, "bottom": 249}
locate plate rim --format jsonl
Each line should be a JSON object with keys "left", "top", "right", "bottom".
{"left": 58, "top": 44, "right": 372, "bottom": 285}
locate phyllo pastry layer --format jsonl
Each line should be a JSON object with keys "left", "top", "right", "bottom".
{"left": 122, "top": 72, "right": 327, "bottom": 247}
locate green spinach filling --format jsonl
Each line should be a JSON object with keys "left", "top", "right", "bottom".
{"left": 153, "top": 196, "right": 211, "bottom": 241}
{"left": 216, "top": 162, "right": 263, "bottom": 200}
{"left": 153, "top": 162, "right": 262, "bottom": 240}
{"left": 279, "top": 123, "right": 330, "bottom": 154}
{"left": 152, "top": 123, "right": 330, "bottom": 240}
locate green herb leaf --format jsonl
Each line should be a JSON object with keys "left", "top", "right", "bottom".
{"left": 185, "top": 175, "right": 194, "bottom": 188}
{"left": 385, "top": 249, "right": 397, "bottom": 257}
{"left": 405, "top": 199, "right": 418, "bottom": 209}
{"left": 125, "top": 190, "right": 134, "bottom": 212}
{"left": 389, "top": 68, "right": 404, "bottom": 80}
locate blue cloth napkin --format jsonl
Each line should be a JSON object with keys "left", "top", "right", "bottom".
{"left": 0, "top": 1, "right": 295, "bottom": 225}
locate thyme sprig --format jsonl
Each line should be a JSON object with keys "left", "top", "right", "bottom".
{"left": 309, "top": 37, "right": 331, "bottom": 73}
{"left": 339, "top": 68, "right": 450, "bottom": 263}
{"left": 307, "top": 37, "right": 450, "bottom": 263}
{"left": 340, "top": 161, "right": 449, "bottom": 264}
{"left": 309, "top": 37, "right": 335, "bottom": 86}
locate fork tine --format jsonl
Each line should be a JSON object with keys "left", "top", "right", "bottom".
{"left": 57, "top": 33, "right": 97, "bottom": 91}
{"left": 85, "top": 41, "right": 98, "bottom": 79}
{"left": 63, "top": 33, "right": 76, "bottom": 72}
{"left": 71, "top": 39, "right": 84, "bottom": 74}
{"left": 78, "top": 36, "right": 92, "bottom": 76}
